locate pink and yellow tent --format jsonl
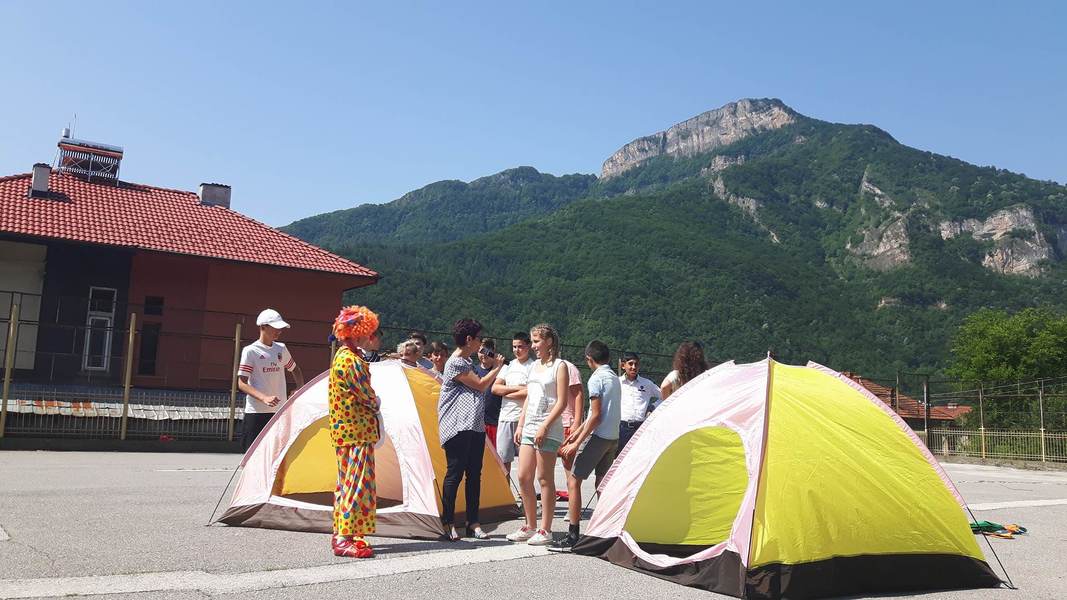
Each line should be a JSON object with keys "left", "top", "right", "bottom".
{"left": 573, "top": 358, "right": 1000, "bottom": 599}
{"left": 217, "top": 361, "right": 519, "bottom": 538}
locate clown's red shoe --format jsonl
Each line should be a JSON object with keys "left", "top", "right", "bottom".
{"left": 332, "top": 536, "right": 374, "bottom": 558}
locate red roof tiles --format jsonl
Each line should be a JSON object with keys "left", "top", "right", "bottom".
{"left": 843, "top": 372, "right": 972, "bottom": 421}
{"left": 0, "top": 172, "right": 377, "bottom": 280}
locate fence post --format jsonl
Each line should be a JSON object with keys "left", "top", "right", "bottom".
{"left": 894, "top": 371, "right": 901, "bottom": 411}
{"left": 978, "top": 383, "right": 986, "bottom": 460}
{"left": 922, "top": 375, "right": 929, "bottom": 435}
{"left": 227, "top": 322, "right": 242, "bottom": 442}
{"left": 1, "top": 303, "right": 20, "bottom": 439}
{"left": 1039, "top": 381, "right": 1047, "bottom": 463}
{"left": 119, "top": 313, "right": 137, "bottom": 441}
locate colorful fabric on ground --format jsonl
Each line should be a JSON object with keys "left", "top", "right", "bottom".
{"left": 328, "top": 346, "right": 380, "bottom": 448}
{"left": 333, "top": 444, "right": 376, "bottom": 537}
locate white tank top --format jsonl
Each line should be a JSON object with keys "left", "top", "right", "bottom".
{"left": 522, "top": 358, "right": 566, "bottom": 443}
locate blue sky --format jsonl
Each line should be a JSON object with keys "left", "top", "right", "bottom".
{"left": 2, "top": 1, "right": 1064, "bottom": 226}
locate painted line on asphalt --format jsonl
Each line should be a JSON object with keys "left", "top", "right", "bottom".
{"left": 154, "top": 468, "right": 235, "bottom": 472}
{"left": 969, "top": 498, "right": 1067, "bottom": 511}
{"left": 0, "top": 525, "right": 8, "bottom": 542}
{"left": 0, "top": 543, "right": 547, "bottom": 598}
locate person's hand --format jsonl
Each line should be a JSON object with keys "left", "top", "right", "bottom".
{"left": 534, "top": 425, "right": 547, "bottom": 447}
{"left": 264, "top": 395, "right": 280, "bottom": 407}
{"left": 492, "top": 355, "right": 505, "bottom": 369}
{"left": 514, "top": 428, "right": 522, "bottom": 447}
{"left": 563, "top": 429, "right": 579, "bottom": 445}
{"left": 559, "top": 442, "right": 576, "bottom": 460}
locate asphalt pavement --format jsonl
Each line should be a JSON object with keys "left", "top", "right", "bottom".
{"left": 0, "top": 452, "right": 1064, "bottom": 599}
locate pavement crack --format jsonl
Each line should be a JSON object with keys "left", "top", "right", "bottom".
{"left": 5, "top": 539, "right": 60, "bottom": 576}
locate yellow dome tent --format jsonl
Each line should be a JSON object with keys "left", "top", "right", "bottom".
{"left": 573, "top": 358, "right": 1001, "bottom": 598}
{"left": 217, "top": 361, "right": 519, "bottom": 537}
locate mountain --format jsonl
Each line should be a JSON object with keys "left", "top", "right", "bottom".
{"left": 286, "top": 99, "right": 1067, "bottom": 379}
{"left": 281, "top": 167, "right": 596, "bottom": 247}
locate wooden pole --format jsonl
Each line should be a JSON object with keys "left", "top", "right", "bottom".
{"left": 227, "top": 322, "right": 242, "bottom": 442}
{"left": 119, "top": 313, "right": 137, "bottom": 440}
{"left": 1, "top": 303, "right": 20, "bottom": 439}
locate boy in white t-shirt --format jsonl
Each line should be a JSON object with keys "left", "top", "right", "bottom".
{"left": 237, "top": 308, "right": 305, "bottom": 450}
{"left": 492, "top": 331, "right": 534, "bottom": 472}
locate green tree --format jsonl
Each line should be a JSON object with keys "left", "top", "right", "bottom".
{"left": 948, "top": 308, "right": 1067, "bottom": 382}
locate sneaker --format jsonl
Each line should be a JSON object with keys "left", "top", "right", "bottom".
{"left": 526, "top": 529, "right": 553, "bottom": 546}
{"left": 547, "top": 533, "right": 578, "bottom": 553}
{"left": 506, "top": 526, "right": 534, "bottom": 542}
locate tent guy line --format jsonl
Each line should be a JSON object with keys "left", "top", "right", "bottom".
{"left": 0, "top": 544, "right": 546, "bottom": 599}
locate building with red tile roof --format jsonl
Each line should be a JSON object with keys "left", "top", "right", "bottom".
{"left": 1, "top": 137, "right": 377, "bottom": 392}
{"left": 842, "top": 372, "right": 972, "bottom": 429}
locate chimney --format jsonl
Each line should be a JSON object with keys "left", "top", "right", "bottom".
{"left": 198, "top": 183, "right": 231, "bottom": 208}
{"left": 29, "top": 163, "right": 51, "bottom": 198}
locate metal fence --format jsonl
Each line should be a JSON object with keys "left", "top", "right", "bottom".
{"left": 5, "top": 287, "right": 1067, "bottom": 462}
{"left": 0, "top": 289, "right": 681, "bottom": 444}
{"left": 924, "top": 428, "right": 1067, "bottom": 463}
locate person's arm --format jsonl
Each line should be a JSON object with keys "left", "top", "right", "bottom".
{"left": 455, "top": 356, "right": 505, "bottom": 392}
{"left": 346, "top": 357, "right": 379, "bottom": 411}
{"left": 561, "top": 395, "right": 601, "bottom": 459}
{"left": 647, "top": 385, "right": 662, "bottom": 412}
{"left": 569, "top": 385, "right": 584, "bottom": 431}
{"left": 288, "top": 364, "right": 305, "bottom": 391}
{"left": 492, "top": 374, "right": 523, "bottom": 397}
{"left": 534, "top": 362, "right": 569, "bottom": 446}
{"left": 238, "top": 376, "right": 279, "bottom": 407}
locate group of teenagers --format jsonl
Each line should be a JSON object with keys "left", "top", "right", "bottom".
{"left": 235, "top": 305, "right": 710, "bottom": 559}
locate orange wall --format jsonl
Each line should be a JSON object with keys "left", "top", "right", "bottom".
{"left": 128, "top": 251, "right": 372, "bottom": 390}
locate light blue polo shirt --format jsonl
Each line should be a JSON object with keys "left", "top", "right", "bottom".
{"left": 587, "top": 364, "right": 622, "bottom": 440}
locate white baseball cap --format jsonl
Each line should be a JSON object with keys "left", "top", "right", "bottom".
{"left": 256, "top": 308, "right": 290, "bottom": 329}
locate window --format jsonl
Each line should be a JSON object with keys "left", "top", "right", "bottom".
{"left": 83, "top": 287, "right": 117, "bottom": 372}
{"left": 144, "top": 296, "right": 164, "bottom": 316}
{"left": 138, "top": 323, "right": 161, "bottom": 375}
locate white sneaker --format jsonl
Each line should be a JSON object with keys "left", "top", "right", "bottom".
{"left": 506, "top": 526, "right": 534, "bottom": 542}
{"left": 526, "top": 529, "right": 553, "bottom": 546}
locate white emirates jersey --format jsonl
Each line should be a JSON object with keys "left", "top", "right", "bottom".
{"left": 238, "top": 341, "right": 296, "bottom": 413}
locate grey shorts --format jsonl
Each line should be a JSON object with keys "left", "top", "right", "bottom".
{"left": 572, "top": 435, "right": 618, "bottom": 481}
{"left": 496, "top": 420, "right": 519, "bottom": 463}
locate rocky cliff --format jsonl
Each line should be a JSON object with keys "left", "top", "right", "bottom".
{"left": 601, "top": 98, "right": 796, "bottom": 178}
{"left": 939, "top": 205, "right": 1052, "bottom": 277}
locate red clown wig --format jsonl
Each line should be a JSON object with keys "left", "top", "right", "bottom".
{"left": 332, "top": 305, "right": 379, "bottom": 343}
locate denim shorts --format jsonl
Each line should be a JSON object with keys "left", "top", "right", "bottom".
{"left": 520, "top": 434, "right": 562, "bottom": 454}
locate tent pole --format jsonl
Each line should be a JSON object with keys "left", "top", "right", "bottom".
{"left": 744, "top": 357, "right": 776, "bottom": 584}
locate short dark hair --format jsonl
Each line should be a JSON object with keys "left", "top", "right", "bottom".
{"left": 429, "top": 340, "right": 449, "bottom": 355}
{"left": 512, "top": 331, "right": 531, "bottom": 345}
{"left": 408, "top": 331, "right": 428, "bottom": 344}
{"left": 585, "top": 340, "right": 610, "bottom": 364}
{"left": 622, "top": 351, "right": 640, "bottom": 363}
{"left": 481, "top": 338, "right": 496, "bottom": 351}
{"left": 451, "top": 319, "right": 482, "bottom": 347}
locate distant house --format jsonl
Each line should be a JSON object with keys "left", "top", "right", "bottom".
{"left": 0, "top": 135, "right": 377, "bottom": 392}
{"left": 842, "top": 372, "right": 972, "bottom": 430}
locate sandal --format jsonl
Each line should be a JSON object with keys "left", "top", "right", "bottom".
{"left": 465, "top": 526, "right": 490, "bottom": 540}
